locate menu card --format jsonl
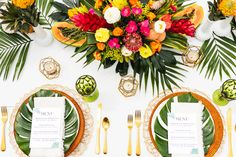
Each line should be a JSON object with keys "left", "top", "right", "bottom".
{"left": 168, "top": 102, "right": 204, "bottom": 157}
{"left": 29, "top": 97, "right": 65, "bottom": 157}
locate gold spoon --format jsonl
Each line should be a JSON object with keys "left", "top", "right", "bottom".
{"left": 102, "top": 117, "right": 110, "bottom": 154}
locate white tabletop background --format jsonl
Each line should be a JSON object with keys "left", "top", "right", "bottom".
{"left": 0, "top": 0, "right": 235, "bottom": 157}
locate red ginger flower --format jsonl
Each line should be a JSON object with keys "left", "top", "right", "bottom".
{"left": 71, "top": 12, "right": 109, "bottom": 32}
{"left": 169, "top": 19, "right": 196, "bottom": 37}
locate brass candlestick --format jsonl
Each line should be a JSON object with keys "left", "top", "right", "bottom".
{"left": 182, "top": 46, "right": 203, "bottom": 67}
{"left": 39, "top": 57, "right": 60, "bottom": 79}
{"left": 118, "top": 75, "right": 138, "bottom": 97}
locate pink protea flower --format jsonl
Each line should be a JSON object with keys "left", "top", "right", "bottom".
{"left": 138, "top": 20, "right": 149, "bottom": 28}
{"left": 132, "top": 7, "right": 142, "bottom": 15}
{"left": 125, "top": 20, "right": 138, "bottom": 33}
{"left": 140, "top": 26, "right": 150, "bottom": 36}
{"left": 123, "top": 33, "right": 143, "bottom": 52}
{"left": 121, "top": 6, "right": 131, "bottom": 17}
{"left": 108, "top": 38, "right": 121, "bottom": 49}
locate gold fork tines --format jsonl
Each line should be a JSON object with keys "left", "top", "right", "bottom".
{"left": 1, "top": 106, "right": 8, "bottom": 151}
{"left": 127, "top": 115, "right": 133, "bottom": 156}
{"left": 135, "top": 110, "right": 141, "bottom": 156}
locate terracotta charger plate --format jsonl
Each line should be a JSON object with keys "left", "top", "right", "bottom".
{"left": 144, "top": 89, "right": 224, "bottom": 157}
{"left": 9, "top": 85, "right": 93, "bottom": 157}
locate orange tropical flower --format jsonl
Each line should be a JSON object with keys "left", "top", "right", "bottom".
{"left": 147, "top": 12, "right": 156, "bottom": 21}
{"left": 95, "top": 0, "right": 103, "bottom": 9}
{"left": 113, "top": 27, "right": 124, "bottom": 36}
{"left": 129, "top": 0, "right": 139, "bottom": 7}
{"left": 150, "top": 41, "right": 162, "bottom": 53}
{"left": 93, "top": 52, "right": 102, "bottom": 60}
{"left": 97, "top": 42, "right": 106, "bottom": 51}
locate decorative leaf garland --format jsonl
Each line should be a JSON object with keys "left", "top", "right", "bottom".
{"left": 198, "top": 33, "right": 236, "bottom": 80}
{"left": 0, "top": 0, "right": 54, "bottom": 80}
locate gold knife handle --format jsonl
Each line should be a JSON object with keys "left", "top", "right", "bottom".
{"left": 95, "top": 128, "right": 100, "bottom": 155}
{"left": 103, "top": 130, "right": 108, "bottom": 154}
{"left": 128, "top": 128, "right": 132, "bottom": 156}
{"left": 1, "top": 123, "right": 6, "bottom": 151}
{"left": 227, "top": 108, "right": 233, "bottom": 157}
{"left": 136, "top": 128, "right": 141, "bottom": 156}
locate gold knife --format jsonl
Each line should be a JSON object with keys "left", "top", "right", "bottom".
{"left": 227, "top": 108, "right": 233, "bottom": 157}
{"left": 95, "top": 103, "right": 102, "bottom": 155}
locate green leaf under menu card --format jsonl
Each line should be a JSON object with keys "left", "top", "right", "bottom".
{"left": 14, "top": 89, "right": 79, "bottom": 155}
{"left": 154, "top": 93, "right": 215, "bottom": 156}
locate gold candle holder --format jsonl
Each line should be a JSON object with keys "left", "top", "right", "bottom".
{"left": 39, "top": 57, "right": 60, "bottom": 79}
{"left": 182, "top": 46, "right": 203, "bottom": 67}
{"left": 118, "top": 75, "right": 138, "bottom": 97}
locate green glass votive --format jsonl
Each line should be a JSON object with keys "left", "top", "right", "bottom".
{"left": 75, "top": 75, "right": 99, "bottom": 102}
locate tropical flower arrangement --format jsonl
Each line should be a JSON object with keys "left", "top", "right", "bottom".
{"left": 0, "top": 0, "right": 54, "bottom": 80}
{"left": 51, "top": 0, "right": 202, "bottom": 94}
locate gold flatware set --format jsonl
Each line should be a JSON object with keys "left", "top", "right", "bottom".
{"left": 127, "top": 110, "right": 142, "bottom": 156}
{"left": 95, "top": 103, "right": 111, "bottom": 155}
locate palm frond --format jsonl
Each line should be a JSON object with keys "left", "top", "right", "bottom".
{"left": 36, "top": 0, "right": 54, "bottom": 29}
{"left": 0, "top": 27, "right": 32, "bottom": 80}
{"left": 131, "top": 48, "right": 185, "bottom": 95}
{"left": 197, "top": 34, "right": 236, "bottom": 80}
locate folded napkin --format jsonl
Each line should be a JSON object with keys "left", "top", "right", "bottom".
{"left": 29, "top": 97, "right": 65, "bottom": 157}
{"left": 169, "top": 100, "right": 204, "bottom": 157}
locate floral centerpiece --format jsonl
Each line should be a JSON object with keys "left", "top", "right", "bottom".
{"left": 51, "top": 0, "right": 201, "bottom": 94}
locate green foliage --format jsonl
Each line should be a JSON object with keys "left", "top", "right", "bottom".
{"left": 208, "top": 0, "right": 225, "bottom": 21}
{"left": 0, "top": 2, "right": 40, "bottom": 33}
{"left": 198, "top": 34, "right": 236, "bottom": 80}
{"left": 49, "top": 1, "right": 70, "bottom": 22}
{"left": 36, "top": 0, "right": 54, "bottom": 29}
{"left": 131, "top": 48, "right": 185, "bottom": 95}
{"left": 14, "top": 89, "right": 79, "bottom": 155}
{"left": 0, "top": 27, "right": 32, "bottom": 80}
{"left": 154, "top": 93, "right": 215, "bottom": 156}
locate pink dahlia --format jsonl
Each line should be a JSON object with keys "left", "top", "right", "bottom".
{"left": 121, "top": 6, "right": 131, "bottom": 17}
{"left": 140, "top": 26, "right": 150, "bottom": 36}
{"left": 71, "top": 12, "right": 109, "bottom": 32}
{"left": 126, "top": 21, "right": 138, "bottom": 33}
{"left": 139, "top": 20, "right": 149, "bottom": 28}
{"left": 132, "top": 7, "right": 142, "bottom": 15}
{"left": 108, "top": 38, "right": 121, "bottom": 49}
{"left": 123, "top": 33, "right": 143, "bottom": 52}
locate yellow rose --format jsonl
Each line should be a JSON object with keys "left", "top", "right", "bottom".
{"left": 95, "top": 28, "right": 110, "bottom": 42}
{"left": 12, "top": 0, "right": 35, "bottom": 9}
{"left": 109, "top": 0, "right": 128, "bottom": 9}
{"left": 139, "top": 44, "right": 153, "bottom": 58}
{"left": 68, "top": 5, "right": 88, "bottom": 18}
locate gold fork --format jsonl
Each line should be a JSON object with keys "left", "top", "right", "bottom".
{"left": 135, "top": 110, "right": 141, "bottom": 156}
{"left": 1, "top": 106, "right": 8, "bottom": 151}
{"left": 227, "top": 108, "right": 233, "bottom": 157}
{"left": 127, "top": 115, "right": 133, "bottom": 156}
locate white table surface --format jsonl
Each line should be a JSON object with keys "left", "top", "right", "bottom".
{"left": 0, "top": 0, "right": 236, "bottom": 157}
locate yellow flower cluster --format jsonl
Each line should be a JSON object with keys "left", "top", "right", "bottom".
{"left": 12, "top": 0, "right": 35, "bottom": 9}
{"left": 68, "top": 4, "right": 88, "bottom": 18}
{"left": 218, "top": 0, "right": 236, "bottom": 16}
{"left": 109, "top": 0, "right": 128, "bottom": 9}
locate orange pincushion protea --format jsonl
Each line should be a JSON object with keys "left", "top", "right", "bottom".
{"left": 12, "top": 0, "right": 35, "bottom": 9}
{"left": 218, "top": 0, "right": 236, "bottom": 16}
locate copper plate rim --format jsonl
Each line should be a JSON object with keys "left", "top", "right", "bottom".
{"left": 144, "top": 88, "right": 225, "bottom": 157}
{"left": 9, "top": 84, "right": 93, "bottom": 157}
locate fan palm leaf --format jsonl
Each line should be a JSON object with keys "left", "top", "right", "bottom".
{"left": 198, "top": 33, "right": 236, "bottom": 80}
{"left": 0, "top": 27, "right": 32, "bottom": 80}
{"left": 36, "top": 0, "right": 54, "bottom": 29}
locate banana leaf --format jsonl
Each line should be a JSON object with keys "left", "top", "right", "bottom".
{"left": 154, "top": 93, "right": 215, "bottom": 156}
{"left": 14, "top": 89, "right": 79, "bottom": 155}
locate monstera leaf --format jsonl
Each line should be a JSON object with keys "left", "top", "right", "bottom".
{"left": 154, "top": 93, "right": 215, "bottom": 157}
{"left": 14, "top": 89, "right": 79, "bottom": 155}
